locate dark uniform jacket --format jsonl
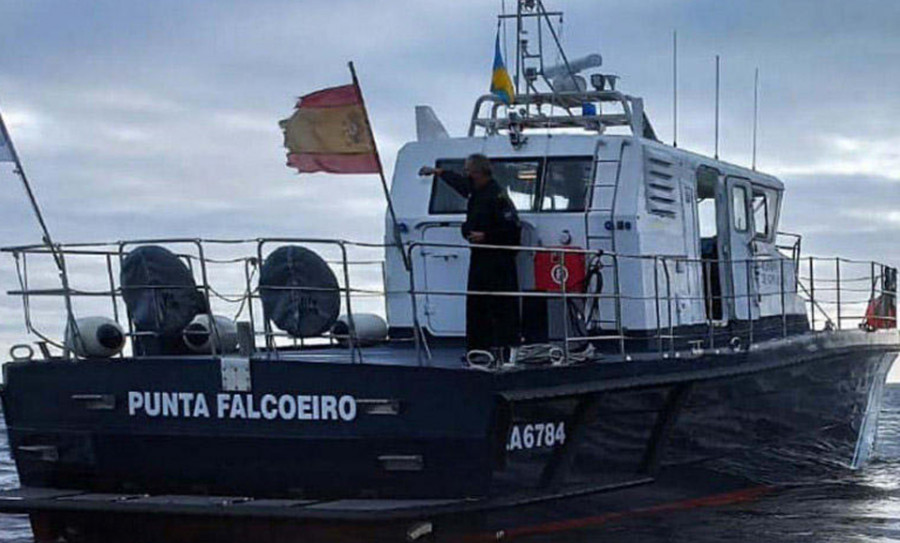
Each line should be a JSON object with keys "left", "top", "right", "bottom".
{"left": 438, "top": 171, "right": 521, "bottom": 291}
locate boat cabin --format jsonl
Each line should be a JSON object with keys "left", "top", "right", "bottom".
{"left": 384, "top": 92, "right": 807, "bottom": 348}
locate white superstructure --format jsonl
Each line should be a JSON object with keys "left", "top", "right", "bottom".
{"left": 382, "top": 4, "right": 805, "bottom": 342}
{"left": 384, "top": 125, "right": 803, "bottom": 339}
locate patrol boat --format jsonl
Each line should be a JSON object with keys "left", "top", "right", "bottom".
{"left": 0, "top": 2, "right": 898, "bottom": 541}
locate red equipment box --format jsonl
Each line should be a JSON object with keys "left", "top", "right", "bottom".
{"left": 534, "top": 248, "right": 587, "bottom": 292}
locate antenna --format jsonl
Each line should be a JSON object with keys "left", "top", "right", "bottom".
{"left": 514, "top": 0, "right": 522, "bottom": 94}
{"left": 501, "top": 0, "right": 508, "bottom": 62}
{"left": 714, "top": 54, "right": 720, "bottom": 160}
{"left": 752, "top": 67, "right": 759, "bottom": 170}
{"left": 672, "top": 30, "right": 678, "bottom": 148}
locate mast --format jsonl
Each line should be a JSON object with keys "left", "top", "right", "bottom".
{"left": 477, "top": 1, "right": 645, "bottom": 138}
{"left": 501, "top": 1, "right": 575, "bottom": 103}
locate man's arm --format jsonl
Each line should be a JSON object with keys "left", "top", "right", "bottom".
{"left": 419, "top": 166, "right": 470, "bottom": 198}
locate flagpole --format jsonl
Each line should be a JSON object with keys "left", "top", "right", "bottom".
{"left": 347, "top": 62, "right": 429, "bottom": 364}
{"left": 0, "top": 111, "right": 60, "bottom": 267}
{"left": 346, "top": 62, "right": 410, "bottom": 271}
{"left": 0, "top": 107, "right": 78, "bottom": 357}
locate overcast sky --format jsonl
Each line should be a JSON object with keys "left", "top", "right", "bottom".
{"left": 0, "top": 0, "right": 898, "bottom": 376}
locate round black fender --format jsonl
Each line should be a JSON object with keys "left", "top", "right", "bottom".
{"left": 120, "top": 245, "right": 207, "bottom": 337}
{"left": 259, "top": 245, "right": 341, "bottom": 338}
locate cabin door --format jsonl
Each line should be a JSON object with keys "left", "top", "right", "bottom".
{"left": 420, "top": 224, "right": 469, "bottom": 336}
{"left": 724, "top": 176, "right": 759, "bottom": 321}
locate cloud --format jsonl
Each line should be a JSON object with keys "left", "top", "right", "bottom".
{"left": 772, "top": 136, "right": 900, "bottom": 180}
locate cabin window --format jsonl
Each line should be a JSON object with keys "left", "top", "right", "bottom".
{"left": 540, "top": 158, "right": 592, "bottom": 212}
{"left": 428, "top": 156, "right": 592, "bottom": 214}
{"left": 493, "top": 160, "right": 541, "bottom": 211}
{"left": 731, "top": 186, "right": 748, "bottom": 232}
{"left": 429, "top": 158, "right": 540, "bottom": 214}
{"left": 429, "top": 159, "right": 467, "bottom": 214}
{"left": 752, "top": 190, "right": 769, "bottom": 239}
{"left": 696, "top": 165, "right": 720, "bottom": 238}
{"left": 698, "top": 198, "right": 717, "bottom": 237}
{"left": 751, "top": 187, "right": 780, "bottom": 241}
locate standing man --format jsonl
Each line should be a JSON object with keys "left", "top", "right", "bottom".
{"left": 419, "top": 154, "right": 521, "bottom": 362}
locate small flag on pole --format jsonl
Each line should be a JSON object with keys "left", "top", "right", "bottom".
{"left": 490, "top": 29, "right": 515, "bottom": 105}
{"left": 280, "top": 84, "right": 380, "bottom": 174}
{"left": 0, "top": 113, "right": 15, "bottom": 163}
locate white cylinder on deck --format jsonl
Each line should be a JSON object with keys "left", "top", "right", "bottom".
{"left": 332, "top": 313, "right": 389, "bottom": 346}
{"left": 182, "top": 314, "right": 239, "bottom": 354}
{"left": 65, "top": 316, "right": 126, "bottom": 358}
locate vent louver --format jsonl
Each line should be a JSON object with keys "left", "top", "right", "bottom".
{"left": 644, "top": 150, "right": 678, "bottom": 218}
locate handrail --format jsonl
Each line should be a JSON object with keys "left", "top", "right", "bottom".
{"left": 4, "top": 237, "right": 896, "bottom": 367}
{"left": 467, "top": 90, "right": 641, "bottom": 137}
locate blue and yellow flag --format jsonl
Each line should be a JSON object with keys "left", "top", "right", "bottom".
{"left": 491, "top": 30, "right": 515, "bottom": 105}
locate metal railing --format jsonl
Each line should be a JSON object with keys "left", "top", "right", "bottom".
{"left": 799, "top": 257, "right": 898, "bottom": 332}
{"left": 468, "top": 90, "right": 644, "bottom": 137}
{"left": 3, "top": 237, "right": 896, "bottom": 367}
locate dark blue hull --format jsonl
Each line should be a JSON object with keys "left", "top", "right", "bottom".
{"left": 0, "top": 330, "right": 897, "bottom": 541}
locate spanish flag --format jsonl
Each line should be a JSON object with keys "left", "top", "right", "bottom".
{"left": 491, "top": 30, "right": 515, "bottom": 105}
{"left": 280, "top": 84, "right": 380, "bottom": 174}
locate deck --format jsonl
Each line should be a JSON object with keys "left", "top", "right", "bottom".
{"left": 268, "top": 341, "right": 468, "bottom": 369}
